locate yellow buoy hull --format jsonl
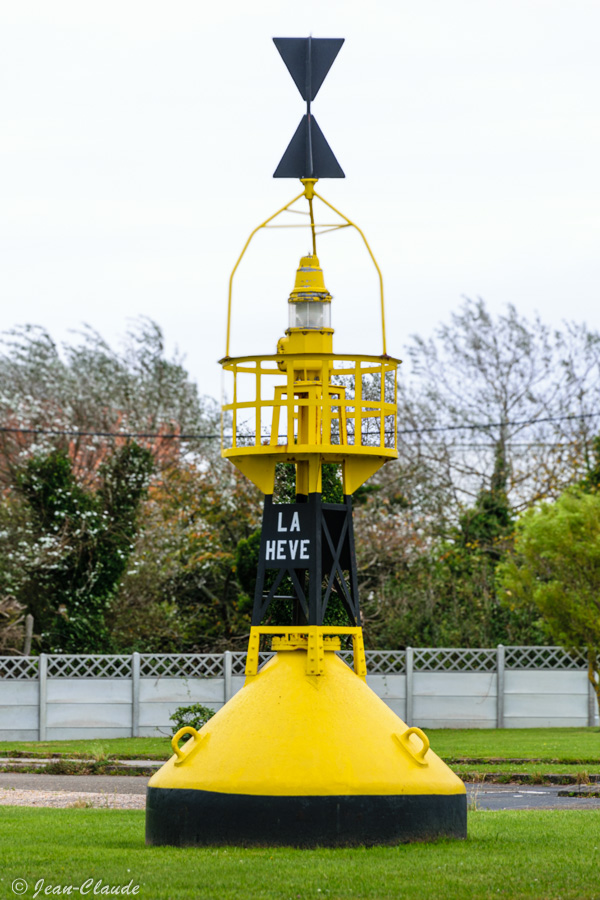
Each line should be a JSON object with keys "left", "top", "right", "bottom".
{"left": 146, "top": 648, "right": 466, "bottom": 846}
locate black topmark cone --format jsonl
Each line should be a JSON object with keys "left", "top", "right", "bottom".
{"left": 273, "top": 36, "right": 345, "bottom": 178}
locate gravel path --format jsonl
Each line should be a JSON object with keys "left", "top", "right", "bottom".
{"left": 0, "top": 773, "right": 148, "bottom": 808}
{"left": 0, "top": 773, "right": 148, "bottom": 793}
{"left": 0, "top": 788, "right": 145, "bottom": 809}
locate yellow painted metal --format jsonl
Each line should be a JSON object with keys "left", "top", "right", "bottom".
{"left": 155, "top": 148, "right": 460, "bottom": 827}
{"left": 351, "top": 628, "right": 368, "bottom": 680}
{"left": 288, "top": 255, "right": 331, "bottom": 301}
{"left": 295, "top": 458, "right": 322, "bottom": 496}
{"left": 301, "top": 177, "right": 318, "bottom": 200}
{"left": 148, "top": 641, "right": 465, "bottom": 798}
{"left": 244, "top": 625, "right": 367, "bottom": 679}
{"left": 271, "top": 634, "right": 341, "bottom": 652}
{"left": 245, "top": 628, "right": 261, "bottom": 680}
{"left": 171, "top": 727, "right": 208, "bottom": 767}
{"left": 226, "top": 455, "right": 277, "bottom": 496}
{"left": 306, "top": 629, "right": 325, "bottom": 675}
{"left": 393, "top": 728, "right": 430, "bottom": 768}
{"left": 300, "top": 180, "right": 318, "bottom": 254}
{"left": 277, "top": 330, "right": 334, "bottom": 356}
{"left": 220, "top": 351, "right": 399, "bottom": 494}
{"left": 343, "top": 456, "right": 388, "bottom": 497}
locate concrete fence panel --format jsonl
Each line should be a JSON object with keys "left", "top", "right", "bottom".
{"left": 366, "top": 674, "right": 406, "bottom": 720}
{"left": 0, "top": 646, "right": 596, "bottom": 741}
{"left": 138, "top": 676, "right": 226, "bottom": 738}
{"left": 0, "top": 679, "right": 39, "bottom": 740}
{"left": 413, "top": 672, "right": 497, "bottom": 729}
{"left": 504, "top": 669, "right": 589, "bottom": 728}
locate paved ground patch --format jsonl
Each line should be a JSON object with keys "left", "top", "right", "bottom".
{"left": 468, "top": 783, "right": 600, "bottom": 810}
{"left": 3, "top": 773, "right": 600, "bottom": 811}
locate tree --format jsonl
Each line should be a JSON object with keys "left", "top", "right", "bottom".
{"left": 580, "top": 435, "right": 600, "bottom": 494}
{"left": 0, "top": 319, "right": 226, "bottom": 654}
{"left": 355, "top": 300, "right": 600, "bottom": 651}
{"left": 457, "top": 444, "right": 512, "bottom": 560}
{"left": 109, "top": 460, "right": 262, "bottom": 652}
{"left": 354, "top": 463, "right": 545, "bottom": 650}
{"left": 397, "top": 299, "right": 600, "bottom": 530}
{"left": 497, "top": 490, "right": 600, "bottom": 716}
{"left": 0, "top": 598, "right": 27, "bottom": 655}
{"left": 0, "top": 319, "right": 219, "bottom": 486}
{"left": 13, "top": 442, "right": 153, "bottom": 652}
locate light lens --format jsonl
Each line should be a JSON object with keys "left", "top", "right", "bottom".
{"left": 289, "top": 302, "right": 331, "bottom": 329}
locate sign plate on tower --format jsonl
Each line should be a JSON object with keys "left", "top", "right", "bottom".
{"left": 261, "top": 502, "right": 312, "bottom": 566}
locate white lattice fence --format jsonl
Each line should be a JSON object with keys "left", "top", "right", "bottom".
{"left": 413, "top": 648, "right": 497, "bottom": 672}
{"left": 47, "top": 655, "right": 132, "bottom": 678}
{"left": 140, "top": 654, "right": 224, "bottom": 678}
{"left": 361, "top": 651, "right": 406, "bottom": 674}
{"left": 0, "top": 657, "right": 39, "bottom": 679}
{"left": 0, "top": 646, "right": 595, "bottom": 740}
{"left": 504, "top": 646, "right": 586, "bottom": 669}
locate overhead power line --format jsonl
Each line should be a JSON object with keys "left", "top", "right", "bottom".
{"left": 0, "top": 427, "right": 220, "bottom": 440}
{"left": 0, "top": 410, "right": 597, "bottom": 442}
{"left": 396, "top": 411, "right": 600, "bottom": 436}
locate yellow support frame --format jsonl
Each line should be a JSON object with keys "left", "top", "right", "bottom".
{"left": 225, "top": 179, "right": 389, "bottom": 359}
{"left": 245, "top": 625, "right": 367, "bottom": 680}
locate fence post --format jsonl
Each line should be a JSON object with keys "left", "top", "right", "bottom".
{"left": 39, "top": 653, "right": 47, "bottom": 741}
{"left": 224, "top": 651, "right": 233, "bottom": 704}
{"left": 496, "top": 644, "right": 505, "bottom": 729}
{"left": 23, "top": 614, "right": 34, "bottom": 657}
{"left": 405, "top": 647, "right": 413, "bottom": 726}
{"left": 588, "top": 674, "right": 597, "bottom": 727}
{"left": 132, "top": 652, "right": 140, "bottom": 738}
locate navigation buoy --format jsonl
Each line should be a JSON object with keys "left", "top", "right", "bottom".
{"left": 146, "top": 36, "right": 466, "bottom": 848}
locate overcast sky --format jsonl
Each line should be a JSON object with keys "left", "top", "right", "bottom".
{"left": 1, "top": 0, "right": 599, "bottom": 404}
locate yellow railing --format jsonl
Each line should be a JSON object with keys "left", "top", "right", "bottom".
{"left": 220, "top": 352, "right": 399, "bottom": 460}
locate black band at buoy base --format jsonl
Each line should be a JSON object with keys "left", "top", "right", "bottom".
{"left": 146, "top": 787, "right": 467, "bottom": 847}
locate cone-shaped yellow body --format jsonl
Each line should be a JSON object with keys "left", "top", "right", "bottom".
{"left": 149, "top": 647, "right": 464, "bottom": 798}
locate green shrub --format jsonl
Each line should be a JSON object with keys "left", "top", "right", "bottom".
{"left": 169, "top": 703, "right": 216, "bottom": 742}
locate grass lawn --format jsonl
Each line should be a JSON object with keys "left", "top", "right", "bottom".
{"left": 451, "top": 762, "right": 600, "bottom": 779}
{"left": 1, "top": 728, "right": 599, "bottom": 763}
{"left": 0, "top": 738, "right": 172, "bottom": 760}
{"left": 428, "top": 727, "right": 600, "bottom": 762}
{"left": 1, "top": 808, "right": 599, "bottom": 900}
